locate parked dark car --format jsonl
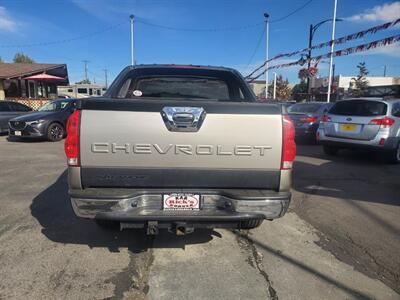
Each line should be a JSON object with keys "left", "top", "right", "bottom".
{"left": 288, "top": 102, "right": 333, "bottom": 142}
{"left": 8, "top": 99, "right": 76, "bottom": 141}
{"left": 0, "top": 101, "right": 33, "bottom": 134}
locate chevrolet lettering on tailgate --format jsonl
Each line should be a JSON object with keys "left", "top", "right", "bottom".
{"left": 91, "top": 143, "right": 272, "bottom": 156}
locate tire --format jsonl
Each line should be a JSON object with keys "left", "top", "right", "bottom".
{"left": 323, "top": 145, "right": 339, "bottom": 156}
{"left": 47, "top": 123, "right": 64, "bottom": 142}
{"left": 387, "top": 142, "right": 400, "bottom": 164}
{"left": 95, "top": 219, "right": 120, "bottom": 230}
{"left": 240, "top": 219, "right": 263, "bottom": 230}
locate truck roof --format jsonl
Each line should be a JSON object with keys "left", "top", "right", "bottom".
{"left": 124, "top": 64, "right": 239, "bottom": 73}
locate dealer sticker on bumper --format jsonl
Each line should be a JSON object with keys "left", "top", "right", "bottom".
{"left": 14, "top": 131, "right": 22, "bottom": 136}
{"left": 163, "top": 194, "right": 200, "bottom": 211}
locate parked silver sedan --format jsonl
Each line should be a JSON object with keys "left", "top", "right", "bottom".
{"left": 317, "top": 98, "right": 400, "bottom": 163}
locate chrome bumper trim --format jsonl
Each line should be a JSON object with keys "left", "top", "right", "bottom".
{"left": 70, "top": 193, "right": 291, "bottom": 220}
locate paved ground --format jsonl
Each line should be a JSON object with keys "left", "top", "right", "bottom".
{"left": 0, "top": 135, "right": 399, "bottom": 299}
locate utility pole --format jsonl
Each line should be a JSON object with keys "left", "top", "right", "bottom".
{"left": 383, "top": 65, "right": 387, "bottom": 77}
{"left": 103, "top": 69, "right": 108, "bottom": 88}
{"left": 82, "top": 60, "right": 89, "bottom": 81}
{"left": 264, "top": 13, "right": 270, "bottom": 100}
{"left": 273, "top": 72, "right": 277, "bottom": 99}
{"left": 306, "top": 24, "right": 313, "bottom": 100}
{"left": 306, "top": 18, "right": 342, "bottom": 101}
{"left": 326, "top": 0, "right": 338, "bottom": 103}
{"left": 130, "top": 15, "right": 135, "bottom": 66}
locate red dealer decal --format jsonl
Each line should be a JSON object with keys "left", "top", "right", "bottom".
{"left": 164, "top": 195, "right": 199, "bottom": 209}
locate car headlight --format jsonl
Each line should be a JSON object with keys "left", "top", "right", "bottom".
{"left": 26, "top": 120, "right": 45, "bottom": 125}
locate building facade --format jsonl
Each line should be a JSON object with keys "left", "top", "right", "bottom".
{"left": 0, "top": 63, "right": 69, "bottom": 101}
{"left": 310, "top": 75, "right": 400, "bottom": 99}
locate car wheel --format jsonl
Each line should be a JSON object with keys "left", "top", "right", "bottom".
{"left": 47, "top": 123, "right": 64, "bottom": 142}
{"left": 323, "top": 145, "right": 339, "bottom": 156}
{"left": 240, "top": 219, "right": 263, "bottom": 229}
{"left": 387, "top": 142, "right": 400, "bottom": 164}
{"left": 95, "top": 219, "right": 120, "bottom": 230}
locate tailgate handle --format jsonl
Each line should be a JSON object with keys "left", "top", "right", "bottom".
{"left": 161, "top": 107, "right": 206, "bottom": 132}
{"left": 173, "top": 113, "right": 195, "bottom": 124}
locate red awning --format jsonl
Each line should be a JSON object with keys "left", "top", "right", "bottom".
{"left": 24, "top": 73, "right": 65, "bottom": 81}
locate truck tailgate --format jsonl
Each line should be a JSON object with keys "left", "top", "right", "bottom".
{"left": 79, "top": 99, "right": 282, "bottom": 189}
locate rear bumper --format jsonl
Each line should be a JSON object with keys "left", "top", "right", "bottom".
{"left": 295, "top": 124, "right": 318, "bottom": 139}
{"left": 317, "top": 128, "right": 398, "bottom": 151}
{"left": 69, "top": 188, "right": 291, "bottom": 222}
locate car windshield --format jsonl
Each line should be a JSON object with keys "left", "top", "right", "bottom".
{"left": 329, "top": 100, "right": 387, "bottom": 116}
{"left": 38, "top": 100, "right": 71, "bottom": 112}
{"left": 288, "top": 103, "right": 321, "bottom": 114}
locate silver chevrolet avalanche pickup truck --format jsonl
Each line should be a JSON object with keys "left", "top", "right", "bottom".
{"left": 65, "top": 65, "right": 296, "bottom": 235}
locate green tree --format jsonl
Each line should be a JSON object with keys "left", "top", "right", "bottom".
{"left": 274, "top": 75, "right": 292, "bottom": 100}
{"left": 350, "top": 62, "right": 369, "bottom": 96}
{"left": 13, "top": 52, "right": 35, "bottom": 63}
{"left": 292, "top": 80, "right": 307, "bottom": 101}
{"left": 75, "top": 79, "right": 92, "bottom": 84}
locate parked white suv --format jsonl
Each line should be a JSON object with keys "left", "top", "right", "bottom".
{"left": 317, "top": 98, "right": 400, "bottom": 164}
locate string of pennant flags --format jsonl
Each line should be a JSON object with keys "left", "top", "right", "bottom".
{"left": 245, "top": 18, "right": 400, "bottom": 79}
{"left": 247, "top": 34, "right": 400, "bottom": 82}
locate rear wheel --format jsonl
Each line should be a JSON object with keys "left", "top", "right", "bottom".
{"left": 47, "top": 123, "right": 64, "bottom": 142}
{"left": 323, "top": 145, "right": 339, "bottom": 156}
{"left": 240, "top": 219, "right": 263, "bottom": 229}
{"left": 387, "top": 142, "right": 400, "bottom": 164}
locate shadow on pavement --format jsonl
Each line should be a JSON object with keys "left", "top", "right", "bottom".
{"left": 235, "top": 232, "right": 372, "bottom": 300}
{"left": 30, "top": 170, "right": 215, "bottom": 253}
{"left": 294, "top": 144, "right": 399, "bottom": 206}
{"left": 293, "top": 159, "right": 399, "bottom": 235}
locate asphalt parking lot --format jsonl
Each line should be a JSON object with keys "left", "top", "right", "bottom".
{"left": 0, "top": 136, "right": 399, "bottom": 299}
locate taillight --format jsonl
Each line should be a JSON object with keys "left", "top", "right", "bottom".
{"left": 282, "top": 115, "right": 296, "bottom": 170}
{"left": 320, "top": 114, "right": 331, "bottom": 122}
{"left": 64, "top": 110, "right": 81, "bottom": 166}
{"left": 300, "top": 115, "right": 318, "bottom": 123}
{"left": 369, "top": 116, "right": 395, "bottom": 127}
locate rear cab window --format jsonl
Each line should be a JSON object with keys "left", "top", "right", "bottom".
{"left": 134, "top": 77, "right": 230, "bottom": 100}
{"left": 113, "top": 67, "right": 254, "bottom": 102}
{"left": 329, "top": 100, "right": 387, "bottom": 116}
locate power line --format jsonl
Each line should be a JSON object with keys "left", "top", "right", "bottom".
{"left": 136, "top": 18, "right": 263, "bottom": 32}
{"left": 270, "top": 0, "right": 314, "bottom": 23}
{"left": 136, "top": 0, "right": 314, "bottom": 32}
{"left": 0, "top": 0, "right": 314, "bottom": 49}
{"left": 244, "top": 26, "right": 266, "bottom": 74}
{"left": 0, "top": 23, "right": 124, "bottom": 48}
